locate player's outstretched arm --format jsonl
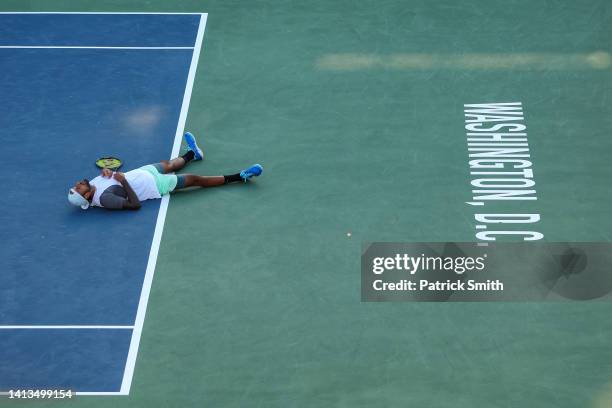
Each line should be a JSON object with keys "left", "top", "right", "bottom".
{"left": 113, "top": 172, "right": 141, "bottom": 210}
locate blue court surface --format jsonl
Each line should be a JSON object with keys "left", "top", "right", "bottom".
{"left": 0, "top": 13, "right": 206, "bottom": 393}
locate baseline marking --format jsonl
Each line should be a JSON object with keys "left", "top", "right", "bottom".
{"left": 0, "top": 392, "right": 121, "bottom": 396}
{"left": 119, "top": 12, "right": 208, "bottom": 396}
{"left": 0, "top": 46, "right": 193, "bottom": 49}
{"left": 0, "top": 12, "right": 202, "bottom": 15}
{"left": 0, "top": 326, "right": 133, "bottom": 329}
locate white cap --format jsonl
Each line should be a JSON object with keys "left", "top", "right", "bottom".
{"left": 68, "top": 188, "right": 90, "bottom": 210}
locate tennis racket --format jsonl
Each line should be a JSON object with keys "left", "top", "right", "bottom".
{"left": 95, "top": 156, "right": 123, "bottom": 170}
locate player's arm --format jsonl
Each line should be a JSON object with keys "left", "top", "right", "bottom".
{"left": 101, "top": 168, "right": 113, "bottom": 178}
{"left": 113, "top": 172, "right": 141, "bottom": 210}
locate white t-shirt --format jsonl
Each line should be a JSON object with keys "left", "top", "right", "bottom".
{"left": 90, "top": 169, "right": 161, "bottom": 208}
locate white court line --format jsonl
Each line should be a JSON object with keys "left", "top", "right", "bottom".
{"left": 0, "top": 46, "right": 193, "bottom": 49}
{"left": 75, "top": 392, "right": 124, "bottom": 396}
{"left": 316, "top": 52, "right": 612, "bottom": 70}
{"left": 0, "top": 391, "right": 122, "bottom": 396}
{"left": 119, "top": 12, "right": 208, "bottom": 396}
{"left": 0, "top": 325, "right": 133, "bottom": 329}
{"left": 0, "top": 12, "right": 202, "bottom": 15}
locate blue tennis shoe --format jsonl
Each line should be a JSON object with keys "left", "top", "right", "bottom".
{"left": 240, "top": 164, "right": 263, "bottom": 181}
{"left": 184, "top": 132, "right": 203, "bottom": 161}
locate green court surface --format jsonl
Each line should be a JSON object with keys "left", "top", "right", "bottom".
{"left": 4, "top": 0, "right": 612, "bottom": 407}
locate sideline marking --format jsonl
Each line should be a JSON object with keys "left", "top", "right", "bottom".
{"left": 119, "top": 12, "right": 208, "bottom": 396}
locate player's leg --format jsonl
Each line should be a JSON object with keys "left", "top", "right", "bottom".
{"left": 184, "top": 132, "right": 203, "bottom": 161}
{"left": 174, "top": 164, "right": 264, "bottom": 190}
{"left": 159, "top": 156, "right": 188, "bottom": 173}
{"left": 159, "top": 132, "right": 205, "bottom": 173}
{"left": 179, "top": 174, "right": 226, "bottom": 188}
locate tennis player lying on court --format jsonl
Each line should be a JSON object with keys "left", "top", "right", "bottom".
{"left": 68, "top": 133, "right": 263, "bottom": 211}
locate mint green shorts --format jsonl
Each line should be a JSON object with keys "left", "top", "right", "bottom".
{"left": 140, "top": 164, "right": 178, "bottom": 195}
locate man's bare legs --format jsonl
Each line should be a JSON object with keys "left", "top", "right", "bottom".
{"left": 160, "top": 157, "right": 188, "bottom": 173}
{"left": 159, "top": 155, "right": 226, "bottom": 188}
{"left": 182, "top": 175, "right": 226, "bottom": 188}
{"left": 156, "top": 140, "right": 262, "bottom": 190}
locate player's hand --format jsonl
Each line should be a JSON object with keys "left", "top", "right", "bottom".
{"left": 101, "top": 168, "right": 113, "bottom": 178}
{"left": 113, "top": 172, "right": 126, "bottom": 183}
